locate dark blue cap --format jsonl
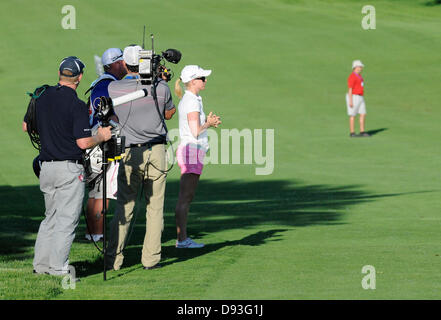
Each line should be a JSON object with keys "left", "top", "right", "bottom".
{"left": 59, "top": 56, "right": 85, "bottom": 77}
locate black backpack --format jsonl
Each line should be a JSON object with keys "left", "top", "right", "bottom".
{"left": 24, "top": 84, "right": 49, "bottom": 151}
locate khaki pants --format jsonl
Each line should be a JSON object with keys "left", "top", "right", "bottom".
{"left": 106, "top": 144, "right": 167, "bottom": 269}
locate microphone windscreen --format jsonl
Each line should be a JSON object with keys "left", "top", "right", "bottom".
{"left": 163, "top": 49, "right": 182, "bottom": 64}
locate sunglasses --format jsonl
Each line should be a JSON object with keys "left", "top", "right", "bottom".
{"left": 112, "top": 54, "right": 123, "bottom": 62}
{"left": 194, "top": 76, "right": 206, "bottom": 82}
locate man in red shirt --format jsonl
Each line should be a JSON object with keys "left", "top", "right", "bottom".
{"left": 346, "top": 60, "right": 370, "bottom": 137}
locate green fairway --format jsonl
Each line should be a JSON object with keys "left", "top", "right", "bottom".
{"left": 0, "top": 0, "right": 440, "bottom": 299}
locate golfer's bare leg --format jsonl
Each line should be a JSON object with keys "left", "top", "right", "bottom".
{"left": 175, "top": 173, "right": 200, "bottom": 242}
{"left": 349, "top": 116, "right": 355, "bottom": 134}
{"left": 360, "top": 114, "right": 366, "bottom": 133}
{"left": 86, "top": 198, "right": 105, "bottom": 235}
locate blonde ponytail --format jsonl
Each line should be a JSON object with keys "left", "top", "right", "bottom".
{"left": 174, "top": 78, "right": 184, "bottom": 99}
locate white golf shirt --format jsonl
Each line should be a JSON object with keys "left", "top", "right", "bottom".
{"left": 178, "top": 90, "right": 209, "bottom": 151}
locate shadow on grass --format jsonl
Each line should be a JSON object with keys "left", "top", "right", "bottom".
{"left": 161, "top": 228, "right": 288, "bottom": 268}
{"left": 424, "top": 0, "right": 441, "bottom": 6}
{"left": 0, "top": 184, "right": 43, "bottom": 261}
{"left": 366, "top": 128, "right": 388, "bottom": 136}
{"left": 0, "top": 180, "right": 430, "bottom": 277}
{"left": 83, "top": 229, "right": 289, "bottom": 280}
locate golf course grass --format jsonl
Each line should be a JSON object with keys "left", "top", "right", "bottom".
{"left": 0, "top": 0, "right": 440, "bottom": 299}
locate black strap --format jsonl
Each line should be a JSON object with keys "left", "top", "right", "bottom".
{"left": 151, "top": 78, "right": 169, "bottom": 136}
{"left": 129, "top": 140, "right": 166, "bottom": 148}
{"left": 84, "top": 77, "right": 115, "bottom": 96}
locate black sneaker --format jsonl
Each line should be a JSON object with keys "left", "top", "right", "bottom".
{"left": 143, "top": 263, "right": 162, "bottom": 270}
{"left": 359, "top": 132, "right": 371, "bottom": 137}
{"left": 349, "top": 133, "right": 357, "bottom": 137}
{"left": 33, "top": 269, "right": 49, "bottom": 275}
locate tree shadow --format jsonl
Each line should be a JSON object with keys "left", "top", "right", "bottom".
{"left": 424, "top": 0, "right": 441, "bottom": 6}
{"left": 0, "top": 185, "right": 43, "bottom": 261}
{"left": 0, "top": 180, "right": 433, "bottom": 277}
{"left": 366, "top": 128, "right": 388, "bottom": 136}
{"left": 71, "top": 180, "right": 431, "bottom": 276}
{"left": 95, "top": 228, "right": 288, "bottom": 280}
{"left": 161, "top": 228, "right": 288, "bottom": 268}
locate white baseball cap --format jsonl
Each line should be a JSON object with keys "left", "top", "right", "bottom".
{"left": 352, "top": 60, "right": 365, "bottom": 69}
{"left": 123, "top": 45, "right": 142, "bottom": 66}
{"left": 180, "top": 65, "right": 212, "bottom": 83}
{"left": 101, "top": 48, "right": 123, "bottom": 66}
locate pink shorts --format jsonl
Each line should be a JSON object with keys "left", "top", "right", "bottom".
{"left": 176, "top": 144, "right": 206, "bottom": 175}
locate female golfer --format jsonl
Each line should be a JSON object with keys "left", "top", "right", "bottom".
{"left": 174, "top": 65, "right": 221, "bottom": 248}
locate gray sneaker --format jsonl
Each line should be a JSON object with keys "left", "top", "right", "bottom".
{"left": 176, "top": 238, "right": 205, "bottom": 248}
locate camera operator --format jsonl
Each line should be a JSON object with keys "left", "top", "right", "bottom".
{"left": 105, "top": 45, "right": 176, "bottom": 271}
{"left": 85, "top": 48, "right": 128, "bottom": 243}
{"left": 32, "top": 56, "right": 112, "bottom": 276}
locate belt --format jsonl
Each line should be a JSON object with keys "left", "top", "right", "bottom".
{"left": 42, "top": 159, "right": 84, "bottom": 165}
{"left": 129, "top": 141, "right": 165, "bottom": 148}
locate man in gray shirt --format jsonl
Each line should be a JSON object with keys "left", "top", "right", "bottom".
{"left": 108, "top": 77, "right": 174, "bottom": 145}
{"left": 106, "top": 45, "right": 176, "bottom": 270}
